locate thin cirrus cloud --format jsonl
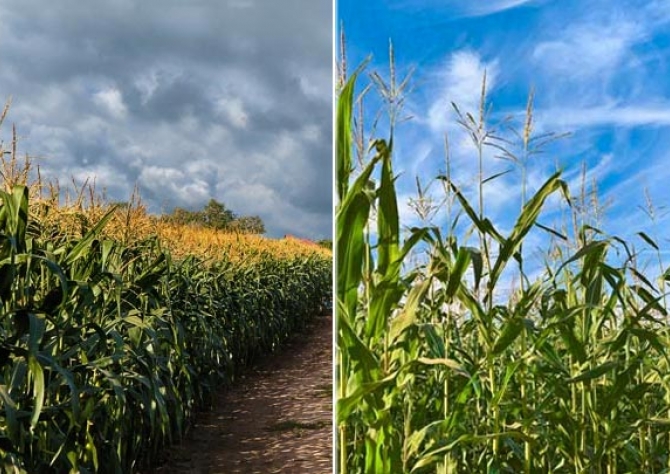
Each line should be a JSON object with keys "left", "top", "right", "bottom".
{"left": 0, "top": 0, "right": 332, "bottom": 239}
{"left": 462, "top": 0, "right": 537, "bottom": 17}
{"left": 388, "top": 0, "right": 537, "bottom": 17}
{"left": 531, "top": 16, "right": 645, "bottom": 82}
{"left": 538, "top": 104, "right": 670, "bottom": 129}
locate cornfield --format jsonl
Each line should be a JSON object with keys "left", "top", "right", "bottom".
{"left": 0, "top": 108, "right": 332, "bottom": 473}
{"left": 336, "top": 66, "right": 670, "bottom": 473}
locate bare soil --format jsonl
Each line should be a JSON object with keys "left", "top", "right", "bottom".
{"left": 151, "top": 312, "right": 333, "bottom": 474}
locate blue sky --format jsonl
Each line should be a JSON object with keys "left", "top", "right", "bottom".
{"left": 338, "top": 0, "right": 670, "bottom": 278}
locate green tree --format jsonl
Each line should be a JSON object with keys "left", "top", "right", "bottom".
{"left": 316, "top": 239, "right": 332, "bottom": 250}
{"left": 164, "top": 198, "right": 266, "bottom": 233}
{"left": 168, "top": 207, "right": 201, "bottom": 226}
{"left": 229, "top": 215, "right": 266, "bottom": 234}
{"left": 201, "top": 199, "right": 236, "bottom": 230}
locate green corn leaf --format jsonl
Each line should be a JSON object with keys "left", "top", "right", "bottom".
{"left": 416, "top": 357, "right": 468, "bottom": 377}
{"left": 63, "top": 206, "right": 117, "bottom": 265}
{"left": 568, "top": 361, "right": 618, "bottom": 384}
{"left": 492, "top": 316, "right": 524, "bottom": 355}
{"left": 489, "top": 171, "right": 567, "bottom": 295}
{"left": 555, "top": 240, "right": 609, "bottom": 276}
{"left": 445, "top": 247, "right": 471, "bottom": 299}
{"left": 338, "top": 302, "right": 381, "bottom": 385}
{"left": 492, "top": 360, "right": 522, "bottom": 407}
{"left": 440, "top": 177, "right": 505, "bottom": 245}
{"left": 336, "top": 150, "right": 382, "bottom": 323}
{"left": 637, "top": 231, "right": 659, "bottom": 251}
{"left": 411, "top": 431, "right": 532, "bottom": 472}
{"left": 404, "top": 418, "right": 454, "bottom": 461}
{"left": 535, "top": 221, "right": 568, "bottom": 241}
{"left": 37, "top": 353, "right": 80, "bottom": 422}
{"left": 482, "top": 169, "right": 512, "bottom": 184}
{"left": 465, "top": 246, "right": 483, "bottom": 292}
{"left": 558, "top": 320, "right": 587, "bottom": 363}
{"left": 0, "top": 385, "right": 19, "bottom": 444}
{"left": 632, "top": 284, "right": 666, "bottom": 315}
{"left": 365, "top": 139, "right": 402, "bottom": 342}
{"left": 628, "top": 267, "right": 657, "bottom": 293}
{"left": 5, "top": 185, "right": 29, "bottom": 253}
{"left": 27, "top": 312, "right": 45, "bottom": 356}
{"left": 337, "top": 371, "right": 398, "bottom": 422}
{"left": 421, "top": 323, "right": 445, "bottom": 359}
{"left": 337, "top": 71, "right": 358, "bottom": 201}
{"left": 27, "top": 355, "right": 45, "bottom": 431}
{"left": 602, "top": 354, "right": 644, "bottom": 413}
{"left": 389, "top": 278, "right": 432, "bottom": 344}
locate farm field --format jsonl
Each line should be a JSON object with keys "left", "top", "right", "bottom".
{"left": 0, "top": 130, "right": 332, "bottom": 473}
{"left": 0, "top": 2, "right": 333, "bottom": 472}
{"left": 336, "top": 63, "right": 670, "bottom": 474}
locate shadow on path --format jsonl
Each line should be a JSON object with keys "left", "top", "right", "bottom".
{"left": 151, "top": 312, "right": 332, "bottom": 474}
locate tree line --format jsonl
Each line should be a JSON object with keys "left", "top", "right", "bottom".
{"left": 163, "top": 198, "right": 266, "bottom": 234}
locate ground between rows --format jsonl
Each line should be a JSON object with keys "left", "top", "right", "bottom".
{"left": 151, "top": 312, "right": 333, "bottom": 474}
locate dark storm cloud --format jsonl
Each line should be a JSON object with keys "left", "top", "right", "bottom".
{"left": 0, "top": 0, "right": 332, "bottom": 239}
{"left": 138, "top": 77, "right": 216, "bottom": 122}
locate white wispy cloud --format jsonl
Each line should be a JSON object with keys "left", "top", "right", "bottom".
{"left": 601, "top": 155, "right": 670, "bottom": 228}
{"left": 560, "top": 153, "right": 616, "bottom": 206}
{"left": 532, "top": 16, "right": 644, "bottom": 80}
{"left": 215, "top": 97, "right": 249, "bottom": 129}
{"left": 138, "top": 165, "right": 211, "bottom": 207}
{"left": 465, "top": 0, "right": 537, "bottom": 17}
{"left": 389, "top": 0, "right": 536, "bottom": 17}
{"left": 538, "top": 104, "right": 670, "bottom": 128}
{"left": 93, "top": 87, "right": 128, "bottom": 120}
{"left": 426, "top": 50, "right": 498, "bottom": 133}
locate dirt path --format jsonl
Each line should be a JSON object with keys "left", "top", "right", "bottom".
{"left": 153, "top": 312, "right": 332, "bottom": 474}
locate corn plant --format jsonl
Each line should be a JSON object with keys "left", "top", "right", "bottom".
{"left": 336, "top": 65, "right": 670, "bottom": 473}
{"left": 0, "top": 110, "right": 331, "bottom": 472}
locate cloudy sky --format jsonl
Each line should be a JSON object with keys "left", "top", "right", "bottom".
{"left": 339, "top": 0, "right": 670, "bottom": 276}
{"left": 0, "top": 0, "right": 332, "bottom": 239}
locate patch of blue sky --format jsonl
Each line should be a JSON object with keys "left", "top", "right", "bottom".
{"left": 338, "top": 0, "right": 670, "bottom": 282}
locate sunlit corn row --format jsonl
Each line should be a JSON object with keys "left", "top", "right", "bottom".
{"left": 337, "top": 71, "right": 670, "bottom": 473}
{"left": 0, "top": 184, "right": 331, "bottom": 473}
{"left": 28, "top": 180, "right": 330, "bottom": 264}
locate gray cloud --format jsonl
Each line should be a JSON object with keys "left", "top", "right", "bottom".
{"left": 0, "top": 0, "right": 332, "bottom": 239}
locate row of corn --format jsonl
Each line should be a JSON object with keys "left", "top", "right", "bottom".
{"left": 337, "top": 69, "right": 670, "bottom": 473}
{"left": 0, "top": 181, "right": 331, "bottom": 473}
